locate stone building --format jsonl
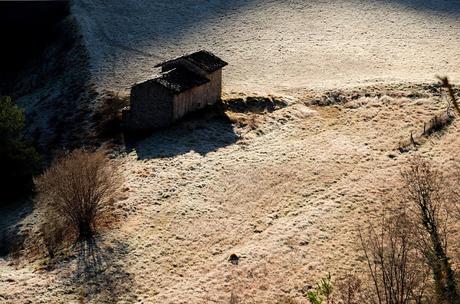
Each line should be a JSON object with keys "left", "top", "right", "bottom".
{"left": 123, "top": 50, "right": 227, "bottom": 131}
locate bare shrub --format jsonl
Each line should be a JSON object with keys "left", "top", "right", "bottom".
{"left": 336, "top": 274, "right": 365, "bottom": 304}
{"left": 423, "top": 113, "right": 454, "bottom": 136}
{"left": 448, "top": 164, "right": 460, "bottom": 220}
{"left": 39, "top": 209, "right": 70, "bottom": 259}
{"left": 358, "top": 210, "right": 430, "bottom": 304}
{"left": 229, "top": 291, "right": 239, "bottom": 304}
{"left": 94, "top": 92, "right": 129, "bottom": 139}
{"left": 35, "top": 148, "right": 122, "bottom": 245}
{"left": 401, "top": 157, "right": 459, "bottom": 303}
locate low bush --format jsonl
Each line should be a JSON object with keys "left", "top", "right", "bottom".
{"left": 39, "top": 209, "right": 69, "bottom": 259}
{"left": 93, "top": 92, "right": 129, "bottom": 139}
{"left": 305, "top": 274, "right": 334, "bottom": 304}
{"left": 423, "top": 113, "right": 454, "bottom": 136}
{"left": 306, "top": 274, "right": 367, "bottom": 304}
{"left": 35, "top": 148, "right": 122, "bottom": 250}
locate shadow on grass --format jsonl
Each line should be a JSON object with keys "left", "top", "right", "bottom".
{"left": 389, "top": 0, "right": 460, "bottom": 15}
{"left": 0, "top": 197, "right": 33, "bottom": 257}
{"left": 125, "top": 97, "right": 286, "bottom": 160}
{"left": 124, "top": 102, "right": 240, "bottom": 159}
{"left": 72, "top": 237, "right": 134, "bottom": 303}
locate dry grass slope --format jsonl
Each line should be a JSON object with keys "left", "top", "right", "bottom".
{"left": 1, "top": 83, "right": 459, "bottom": 303}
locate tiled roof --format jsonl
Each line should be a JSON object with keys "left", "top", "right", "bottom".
{"left": 155, "top": 50, "right": 228, "bottom": 73}
{"left": 151, "top": 67, "right": 210, "bottom": 94}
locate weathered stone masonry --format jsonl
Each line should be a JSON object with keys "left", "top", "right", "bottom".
{"left": 123, "top": 50, "right": 227, "bottom": 131}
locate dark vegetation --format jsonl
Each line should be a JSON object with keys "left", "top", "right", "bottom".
{"left": 399, "top": 77, "right": 459, "bottom": 153}
{"left": 422, "top": 77, "right": 459, "bottom": 136}
{"left": 423, "top": 113, "right": 454, "bottom": 136}
{"left": 0, "top": 2, "right": 94, "bottom": 157}
{"left": 0, "top": 96, "right": 41, "bottom": 198}
{"left": 222, "top": 96, "right": 287, "bottom": 130}
{"left": 93, "top": 91, "right": 130, "bottom": 140}
{"left": 222, "top": 96, "right": 288, "bottom": 113}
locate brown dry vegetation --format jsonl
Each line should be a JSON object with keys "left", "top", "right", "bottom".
{"left": 401, "top": 158, "right": 459, "bottom": 303}
{"left": 35, "top": 148, "right": 122, "bottom": 257}
{"left": 304, "top": 155, "right": 460, "bottom": 304}
{"left": 358, "top": 211, "right": 430, "bottom": 304}
{"left": 93, "top": 91, "right": 129, "bottom": 140}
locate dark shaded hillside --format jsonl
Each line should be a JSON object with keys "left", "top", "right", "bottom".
{"left": 0, "top": 1, "right": 96, "bottom": 158}
{"left": 0, "top": 1, "right": 70, "bottom": 81}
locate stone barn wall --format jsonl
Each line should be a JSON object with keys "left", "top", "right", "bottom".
{"left": 172, "top": 70, "right": 223, "bottom": 121}
{"left": 125, "top": 51, "right": 225, "bottom": 131}
{"left": 207, "top": 69, "right": 223, "bottom": 104}
{"left": 124, "top": 81, "right": 174, "bottom": 131}
{"left": 172, "top": 83, "right": 208, "bottom": 120}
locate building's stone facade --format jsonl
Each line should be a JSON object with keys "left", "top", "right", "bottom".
{"left": 123, "top": 51, "right": 227, "bottom": 131}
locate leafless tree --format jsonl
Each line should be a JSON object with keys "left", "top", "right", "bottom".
{"left": 359, "top": 210, "right": 430, "bottom": 304}
{"left": 401, "top": 157, "right": 459, "bottom": 304}
{"left": 35, "top": 148, "right": 122, "bottom": 245}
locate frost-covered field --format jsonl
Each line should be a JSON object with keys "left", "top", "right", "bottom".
{"left": 2, "top": 85, "right": 460, "bottom": 303}
{"left": 73, "top": 0, "right": 460, "bottom": 94}
{"left": 1, "top": 1, "right": 460, "bottom": 303}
